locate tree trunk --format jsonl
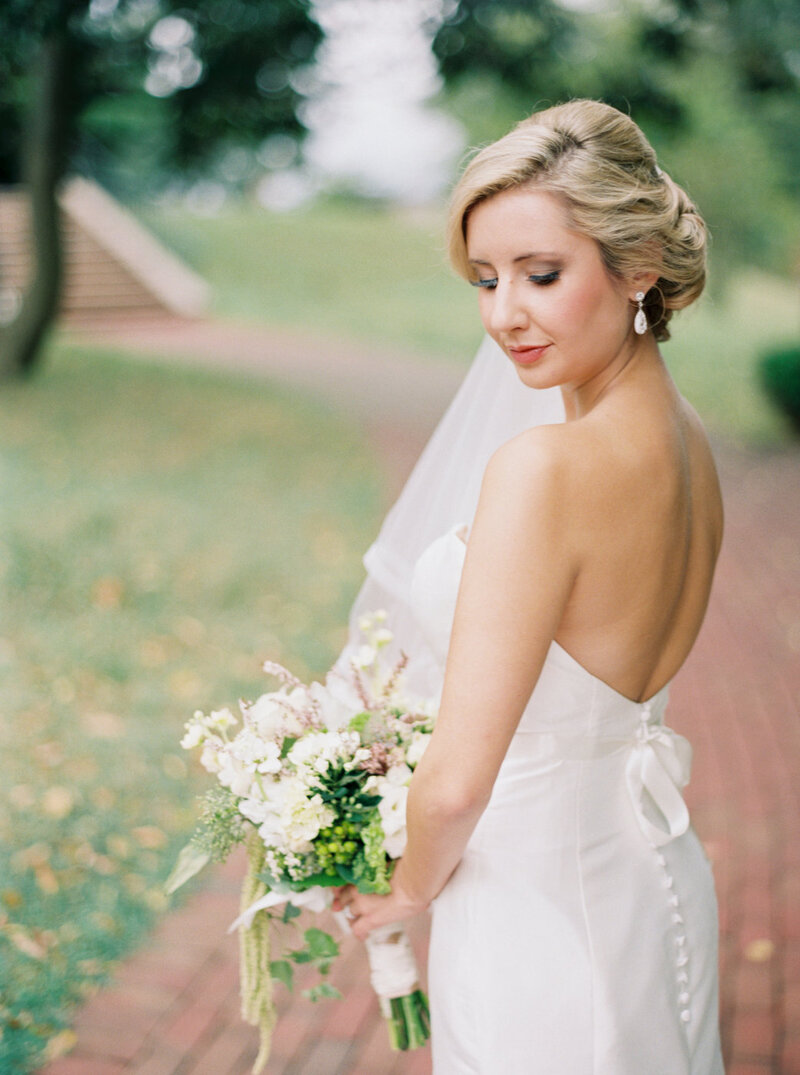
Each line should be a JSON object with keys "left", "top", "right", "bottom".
{"left": 0, "top": 33, "right": 71, "bottom": 379}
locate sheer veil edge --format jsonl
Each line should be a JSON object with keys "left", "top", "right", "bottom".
{"left": 340, "top": 335, "right": 566, "bottom": 694}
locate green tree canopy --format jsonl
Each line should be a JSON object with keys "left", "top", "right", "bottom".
{"left": 433, "top": 0, "right": 800, "bottom": 278}
{"left": 0, "top": 0, "right": 322, "bottom": 378}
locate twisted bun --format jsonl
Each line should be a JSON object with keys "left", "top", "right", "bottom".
{"left": 448, "top": 100, "right": 708, "bottom": 341}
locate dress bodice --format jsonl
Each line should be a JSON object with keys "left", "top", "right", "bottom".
{"left": 410, "top": 526, "right": 693, "bottom": 848}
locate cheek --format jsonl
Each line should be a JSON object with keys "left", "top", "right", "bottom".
{"left": 554, "top": 277, "right": 608, "bottom": 330}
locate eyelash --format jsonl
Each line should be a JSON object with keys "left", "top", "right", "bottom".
{"left": 471, "top": 271, "right": 561, "bottom": 290}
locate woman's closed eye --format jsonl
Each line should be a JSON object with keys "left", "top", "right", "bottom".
{"left": 470, "top": 270, "right": 560, "bottom": 290}
{"left": 528, "top": 270, "right": 560, "bottom": 286}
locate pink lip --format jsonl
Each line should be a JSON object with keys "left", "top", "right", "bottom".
{"left": 508, "top": 345, "right": 550, "bottom": 366}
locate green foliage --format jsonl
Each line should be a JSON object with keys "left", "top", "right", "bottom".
{"left": 434, "top": 0, "right": 800, "bottom": 278}
{"left": 304, "top": 981, "right": 343, "bottom": 1002}
{"left": 354, "top": 812, "right": 392, "bottom": 895}
{"left": 660, "top": 272, "right": 798, "bottom": 445}
{"left": 271, "top": 927, "right": 342, "bottom": 1003}
{"left": 649, "top": 56, "right": 799, "bottom": 276}
{"left": 0, "top": 338, "right": 381, "bottom": 1071}
{"left": 0, "top": 0, "right": 322, "bottom": 191}
{"left": 269, "top": 958, "right": 294, "bottom": 990}
{"left": 432, "top": 0, "right": 576, "bottom": 109}
{"left": 759, "top": 345, "right": 800, "bottom": 432}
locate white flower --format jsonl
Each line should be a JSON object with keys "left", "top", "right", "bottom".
{"left": 199, "top": 737, "right": 225, "bottom": 774}
{"left": 218, "top": 750, "right": 256, "bottom": 798}
{"left": 280, "top": 780, "right": 335, "bottom": 853}
{"left": 228, "top": 729, "right": 282, "bottom": 775}
{"left": 288, "top": 730, "right": 360, "bottom": 776}
{"left": 406, "top": 730, "right": 431, "bottom": 767}
{"left": 357, "top": 614, "right": 374, "bottom": 633}
{"left": 208, "top": 707, "right": 237, "bottom": 733}
{"left": 181, "top": 707, "right": 237, "bottom": 750}
{"left": 245, "top": 689, "right": 302, "bottom": 739}
{"left": 368, "top": 763, "right": 412, "bottom": 858}
{"left": 239, "top": 794, "right": 270, "bottom": 826}
{"left": 354, "top": 644, "right": 376, "bottom": 669}
{"left": 180, "top": 721, "right": 205, "bottom": 750}
{"left": 308, "top": 680, "right": 352, "bottom": 732}
{"left": 374, "top": 628, "right": 393, "bottom": 647}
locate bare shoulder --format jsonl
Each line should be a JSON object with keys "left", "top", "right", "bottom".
{"left": 485, "top": 420, "right": 588, "bottom": 490}
{"left": 485, "top": 417, "right": 615, "bottom": 505}
{"left": 475, "top": 422, "right": 600, "bottom": 566}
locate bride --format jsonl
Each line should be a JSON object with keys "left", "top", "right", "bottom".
{"left": 334, "top": 99, "right": 725, "bottom": 1073}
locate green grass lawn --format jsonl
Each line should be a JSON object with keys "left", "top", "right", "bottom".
{"left": 0, "top": 341, "right": 382, "bottom": 1071}
{"left": 141, "top": 199, "right": 798, "bottom": 445}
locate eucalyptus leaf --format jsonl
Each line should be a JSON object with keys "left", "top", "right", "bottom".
{"left": 303, "top": 982, "right": 343, "bottom": 1002}
{"left": 282, "top": 902, "right": 302, "bottom": 923}
{"left": 164, "top": 843, "right": 211, "bottom": 895}
{"left": 270, "top": 959, "right": 294, "bottom": 990}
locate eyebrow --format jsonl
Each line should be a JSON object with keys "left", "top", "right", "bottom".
{"left": 468, "top": 252, "right": 562, "bottom": 266}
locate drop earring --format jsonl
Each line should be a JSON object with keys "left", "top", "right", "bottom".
{"left": 634, "top": 291, "right": 648, "bottom": 335}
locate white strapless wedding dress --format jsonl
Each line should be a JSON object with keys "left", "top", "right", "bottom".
{"left": 411, "top": 528, "right": 724, "bottom": 1075}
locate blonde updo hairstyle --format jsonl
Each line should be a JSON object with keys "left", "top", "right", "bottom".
{"left": 448, "top": 99, "right": 707, "bottom": 342}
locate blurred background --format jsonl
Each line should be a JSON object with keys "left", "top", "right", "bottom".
{"left": 1, "top": 0, "right": 799, "bottom": 1071}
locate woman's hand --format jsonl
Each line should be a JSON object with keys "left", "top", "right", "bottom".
{"left": 332, "top": 876, "right": 427, "bottom": 941}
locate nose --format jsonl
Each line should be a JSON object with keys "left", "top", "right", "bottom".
{"left": 483, "top": 279, "right": 528, "bottom": 337}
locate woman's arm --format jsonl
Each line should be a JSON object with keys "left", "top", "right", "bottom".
{"left": 335, "top": 429, "right": 579, "bottom": 938}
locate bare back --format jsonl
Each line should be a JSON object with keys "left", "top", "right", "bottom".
{"left": 542, "top": 364, "right": 723, "bottom": 702}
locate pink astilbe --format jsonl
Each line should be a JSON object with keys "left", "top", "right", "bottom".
{"left": 262, "top": 660, "right": 304, "bottom": 690}
{"left": 359, "top": 741, "right": 393, "bottom": 775}
{"left": 349, "top": 661, "right": 373, "bottom": 710}
{"left": 380, "top": 652, "right": 409, "bottom": 701}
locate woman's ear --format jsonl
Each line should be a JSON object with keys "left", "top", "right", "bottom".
{"left": 628, "top": 270, "right": 659, "bottom": 301}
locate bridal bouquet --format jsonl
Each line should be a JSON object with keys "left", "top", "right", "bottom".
{"left": 167, "top": 613, "right": 435, "bottom": 1072}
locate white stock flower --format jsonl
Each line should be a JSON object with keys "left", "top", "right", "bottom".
{"left": 180, "top": 721, "right": 205, "bottom": 750}
{"left": 239, "top": 794, "right": 270, "bottom": 826}
{"left": 288, "top": 730, "right": 360, "bottom": 775}
{"left": 228, "top": 729, "right": 282, "bottom": 774}
{"left": 181, "top": 707, "right": 237, "bottom": 750}
{"left": 209, "top": 707, "right": 237, "bottom": 733}
{"left": 199, "top": 737, "right": 225, "bottom": 774}
{"left": 308, "top": 679, "right": 352, "bottom": 731}
{"left": 218, "top": 749, "right": 256, "bottom": 798}
{"left": 246, "top": 688, "right": 309, "bottom": 739}
{"left": 369, "top": 763, "right": 412, "bottom": 859}
{"left": 406, "top": 730, "right": 431, "bottom": 767}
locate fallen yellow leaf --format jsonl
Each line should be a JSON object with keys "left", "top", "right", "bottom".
{"left": 43, "top": 1029, "right": 78, "bottom": 1061}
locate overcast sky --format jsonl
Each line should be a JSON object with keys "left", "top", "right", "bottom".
{"left": 298, "top": 0, "right": 465, "bottom": 204}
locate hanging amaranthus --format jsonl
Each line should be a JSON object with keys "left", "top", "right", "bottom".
{"left": 239, "top": 829, "right": 276, "bottom": 1073}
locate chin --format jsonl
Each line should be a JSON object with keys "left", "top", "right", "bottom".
{"left": 512, "top": 362, "right": 561, "bottom": 392}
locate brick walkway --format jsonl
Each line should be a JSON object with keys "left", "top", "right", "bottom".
{"left": 42, "top": 317, "right": 800, "bottom": 1074}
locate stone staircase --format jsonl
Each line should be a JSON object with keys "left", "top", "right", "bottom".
{"left": 0, "top": 178, "right": 211, "bottom": 325}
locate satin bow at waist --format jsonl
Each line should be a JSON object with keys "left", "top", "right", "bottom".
{"left": 505, "top": 705, "right": 692, "bottom": 848}
{"left": 624, "top": 703, "right": 692, "bottom": 846}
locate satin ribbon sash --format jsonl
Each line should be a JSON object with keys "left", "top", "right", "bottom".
{"left": 508, "top": 711, "right": 692, "bottom": 848}
{"left": 624, "top": 711, "right": 692, "bottom": 847}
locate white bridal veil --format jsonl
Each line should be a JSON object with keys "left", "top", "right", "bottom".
{"left": 342, "top": 335, "right": 566, "bottom": 695}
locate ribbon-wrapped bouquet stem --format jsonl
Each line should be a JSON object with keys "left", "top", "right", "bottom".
{"left": 167, "top": 614, "right": 434, "bottom": 1071}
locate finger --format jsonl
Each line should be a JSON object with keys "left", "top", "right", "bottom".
{"left": 331, "top": 885, "right": 354, "bottom": 911}
{"left": 352, "top": 917, "right": 370, "bottom": 941}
